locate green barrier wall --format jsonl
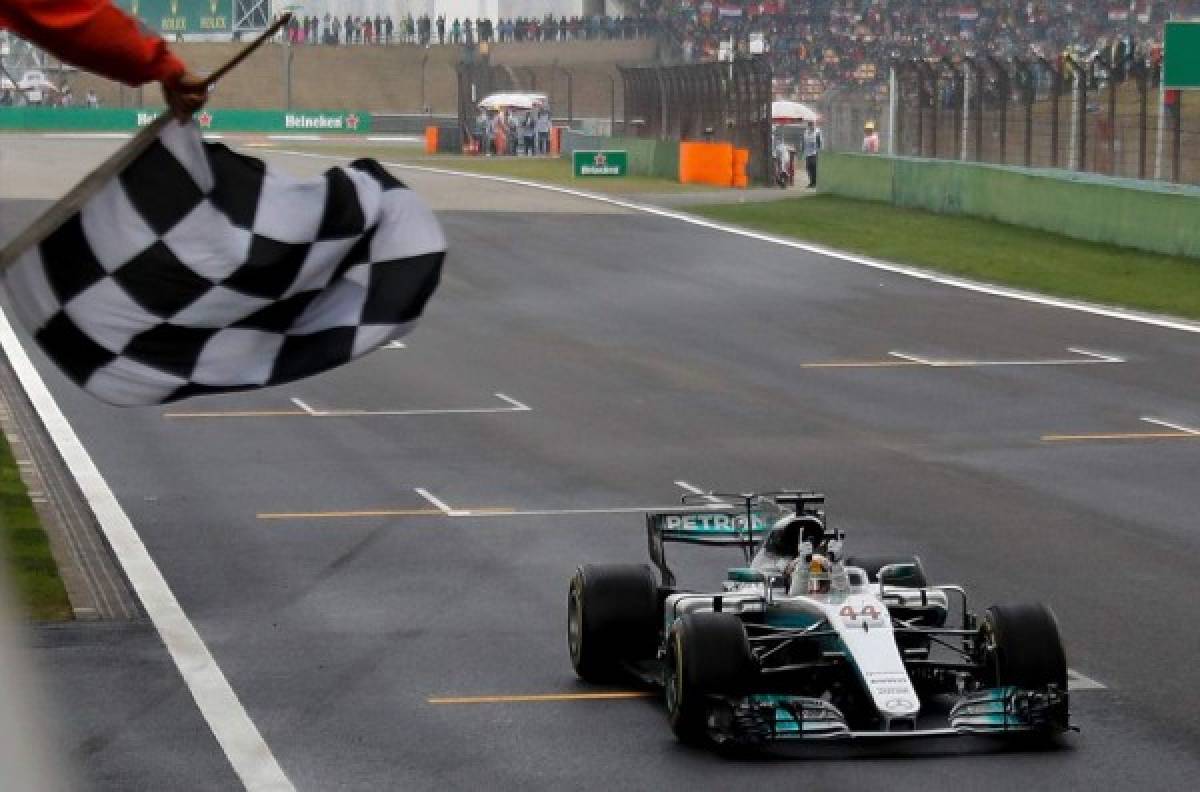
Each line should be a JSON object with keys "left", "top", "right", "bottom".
{"left": 0, "top": 108, "right": 372, "bottom": 133}
{"left": 560, "top": 133, "right": 678, "bottom": 179}
{"left": 823, "top": 153, "right": 1200, "bottom": 258}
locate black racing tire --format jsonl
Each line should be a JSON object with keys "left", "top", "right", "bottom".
{"left": 982, "top": 603, "right": 1068, "bottom": 692}
{"left": 845, "top": 554, "right": 929, "bottom": 587}
{"left": 665, "top": 612, "right": 756, "bottom": 744}
{"left": 568, "top": 564, "right": 658, "bottom": 683}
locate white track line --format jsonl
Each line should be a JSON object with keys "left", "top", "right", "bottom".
{"left": 0, "top": 308, "right": 294, "bottom": 791}
{"left": 888, "top": 351, "right": 937, "bottom": 365}
{"left": 494, "top": 393, "right": 532, "bottom": 411}
{"left": 453, "top": 505, "right": 736, "bottom": 518}
{"left": 1067, "top": 347, "right": 1125, "bottom": 363}
{"left": 297, "top": 392, "right": 530, "bottom": 417}
{"left": 1139, "top": 416, "right": 1200, "bottom": 434}
{"left": 673, "top": 480, "right": 731, "bottom": 508}
{"left": 385, "top": 340, "right": 407, "bottom": 349}
{"left": 269, "top": 149, "right": 1200, "bottom": 338}
{"left": 1067, "top": 669, "right": 1108, "bottom": 691}
{"left": 888, "top": 347, "right": 1125, "bottom": 367}
{"left": 289, "top": 397, "right": 316, "bottom": 416}
{"left": 414, "top": 487, "right": 470, "bottom": 517}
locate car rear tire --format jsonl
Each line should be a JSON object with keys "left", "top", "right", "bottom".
{"left": 665, "top": 612, "right": 756, "bottom": 744}
{"left": 981, "top": 602, "right": 1069, "bottom": 731}
{"left": 844, "top": 554, "right": 929, "bottom": 587}
{"left": 568, "top": 564, "right": 658, "bottom": 683}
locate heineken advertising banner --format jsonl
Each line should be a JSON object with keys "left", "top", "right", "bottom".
{"left": 0, "top": 108, "right": 372, "bottom": 133}
{"left": 573, "top": 150, "right": 628, "bottom": 177}
{"left": 115, "top": 0, "right": 233, "bottom": 35}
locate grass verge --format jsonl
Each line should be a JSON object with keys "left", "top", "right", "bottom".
{"left": 0, "top": 432, "right": 72, "bottom": 621}
{"left": 689, "top": 195, "right": 1200, "bottom": 320}
{"left": 277, "top": 144, "right": 708, "bottom": 194}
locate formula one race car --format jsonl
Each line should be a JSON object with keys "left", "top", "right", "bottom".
{"left": 567, "top": 490, "right": 1071, "bottom": 747}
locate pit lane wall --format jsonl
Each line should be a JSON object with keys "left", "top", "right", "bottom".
{"left": 0, "top": 108, "right": 371, "bottom": 134}
{"left": 823, "top": 153, "right": 1200, "bottom": 258}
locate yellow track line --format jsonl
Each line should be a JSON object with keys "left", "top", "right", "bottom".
{"left": 428, "top": 692, "right": 653, "bottom": 705}
{"left": 800, "top": 361, "right": 921, "bottom": 369}
{"left": 257, "top": 507, "right": 515, "bottom": 519}
{"left": 1041, "top": 431, "right": 1200, "bottom": 442}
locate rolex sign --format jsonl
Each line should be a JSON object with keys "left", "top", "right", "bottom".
{"left": 117, "top": 0, "right": 233, "bottom": 35}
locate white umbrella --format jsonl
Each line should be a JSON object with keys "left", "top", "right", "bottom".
{"left": 478, "top": 92, "right": 548, "bottom": 111}
{"left": 772, "top": 99, "right": 820, "bottom": 123}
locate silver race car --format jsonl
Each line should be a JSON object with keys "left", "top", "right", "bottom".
{"left": 568, "top": 490, "right": 1072, "bottom": 748}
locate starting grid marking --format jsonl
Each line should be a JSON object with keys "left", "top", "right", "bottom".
{"left": 802, "top": 347, "right": 1125, "bottom": 369}
{"left": 259, "top": 481, "right": 731, "bottom": 521}
{"left": 432, "top": 660, "right": 1107, "bottom": 707}
{"left": 163, "top": 392, "right": 531, "bottom": 419}
{"left": 1043, "top": 415, "right": 1200, "bottom": 443}
{"left": 429, "top": 672, "right": 1107, "bottom": 706}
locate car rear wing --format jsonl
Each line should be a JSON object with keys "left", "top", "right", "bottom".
{"left": 647, "top": 511, "right": 768, "bottom": 587}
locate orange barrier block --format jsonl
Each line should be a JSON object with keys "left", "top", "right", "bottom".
{"left": 679, "top": 141, "right": 735, "bottom": 187}
{"left": 424, "top": 126, "right": 438, "bottom": 155}
{"left": 732, "top": 148, "right": 750, "bottom": 188}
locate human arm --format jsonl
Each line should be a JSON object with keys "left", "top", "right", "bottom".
{"left": 0, "top": 0, "right": 206, "bottom": 118}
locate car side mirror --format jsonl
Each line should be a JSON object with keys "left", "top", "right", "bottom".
{"left": 878, "top": 562, "right": 920, "bottom": 588}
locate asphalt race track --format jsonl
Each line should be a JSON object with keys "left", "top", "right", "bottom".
{"left": 3, "top": 138, "right": 1200, "bottom": 790}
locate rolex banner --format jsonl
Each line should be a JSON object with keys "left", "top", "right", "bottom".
{"left": 116, "top": 0, "right": 233, "bottom": 35}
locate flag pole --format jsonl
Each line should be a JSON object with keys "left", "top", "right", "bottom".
{"left": 0, "top": 13, "right": 292, "bottom": 272}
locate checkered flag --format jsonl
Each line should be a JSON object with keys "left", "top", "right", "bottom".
{"left": 2, "top": 121, "right": 445, "bottom": 406}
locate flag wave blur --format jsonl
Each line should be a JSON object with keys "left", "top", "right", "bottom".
{"left": 2, "top": 121, "right": 445, "bottom": 406}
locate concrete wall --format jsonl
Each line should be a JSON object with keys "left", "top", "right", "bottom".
{"left": 822, "top": 153, "right": 1200, "bottom": 258}
{"left": 66, "top": 42, "right": 463, "bottom": 115}
{"left": 62, "top": 39, "right": 652, "bottom": 118}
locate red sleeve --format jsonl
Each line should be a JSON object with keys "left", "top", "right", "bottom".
{"left": 0, "top": 0, "right": 186, "bottom": 86}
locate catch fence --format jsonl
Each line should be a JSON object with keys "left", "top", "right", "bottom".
{"left": 826, "top": 57, "right": 1200, "bottom": 185}
{"left": 620, "top": 57, "right": 774, "bottom": 184}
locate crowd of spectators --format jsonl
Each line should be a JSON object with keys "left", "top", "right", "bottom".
{"left": 278, "top": 12, "right": 654, "bottom": 47}
{"left": 662, "top": 1, "right": 1199, "bottom": 99}
{"left": 275, "top": 2, "right": 1200, "bottom": 100}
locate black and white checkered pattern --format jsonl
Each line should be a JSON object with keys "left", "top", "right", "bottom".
{"left": 3, "top": 121, "right": 445, "bottom": 406}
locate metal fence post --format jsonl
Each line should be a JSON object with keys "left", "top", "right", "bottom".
{"left": 917, "top": 60, "right": 938, "bottom": 157}
{"left": 1173, "top": 90, "right": 1182, "bottom": 183}
{"left": 420, "top": 53, "right": 429, "bottom": 113}
{"left": 1014, "top": 57, "right": 1035, "bottom": 167}
{"left": 941, "top": 57, "right": 964, "bottom": 161}
{"left": 965, "top": 56, "right": 985, "bottom": 161}
{"left": 1135, "top": 61, "right": 1149, "bottom": 180}
{"left": 987, "top": 57, "right": 1009, "bottom": 164}
{"left": 1064, "top": 56, "right": 1086, "bottom": 171}
{"left": 1038, "top": 57, "right": 1062, "bottom": 168}
{"left": 888, "top": 63, "right": 898, "bottom": 156}
{"left": 609, "top": 73, "right": 616, "bottom": 136}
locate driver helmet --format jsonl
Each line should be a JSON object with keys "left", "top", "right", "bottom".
{"left": 807, "top": 554, "right": 832, "bottom": 594}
